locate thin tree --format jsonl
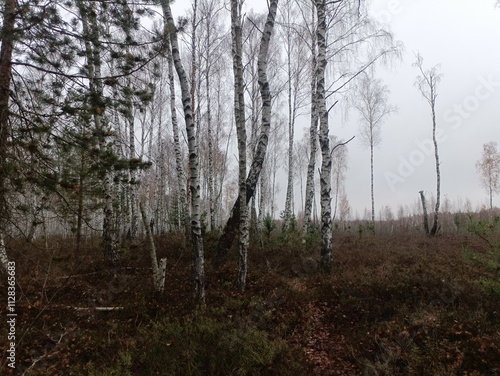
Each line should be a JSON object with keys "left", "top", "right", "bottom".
{"left": 302, "top": 3, "right": 318, "bottom": 237}
{"left": 163, "top": 18, "right": 190, "bottom": 238}
{"left": 162, "top": 0, "right": 205, "bottom": 303}
{"left": 230, "top": 0, "right": 249, "bottom": 291}
{"left": 352, "top": 73, "right": 396, "bottom": 229}
{"left": 314, "top": 0, "right": 333, "bottom": 272}
{"left": 414, "top": 53, "right": 442, "bottom": 236}
{"left": 280, "top": 0, "right": 308, "bottom": 232}
{"left": 476, "top": 141, "right": 500, "bottom": 210}
{"left": 302, "top": 0, "right": 400, "bottom": 237}
{"left": 215, "top": 0, "right": 278, "bottom": 269}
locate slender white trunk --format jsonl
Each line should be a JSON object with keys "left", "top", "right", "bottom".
{"left": 164, "top": 24, "right": 189, "bottom": 237}
{"left": 126, "top": 76, "right": 139, "bottom": 240}
{"left": 140, "top": 202, "right": 166, "bottom": 293}
{"left": 315, "top": 0, "right": 333, "bottom": 271}
{"left": 302, "top": 6, "right": 318, "bottom": 236}
{"left": 163, "top": 1, "right": 205, "bottom": 303}
{"left": 206, "top": 23, "right": 215, "bottom": 231}
{"left": 231, "top": 0, "right": 249, "bottom": 292}
{"left": 430, "top": 102, "right": 440, "bottom": 235}
{"left": 370, "top": 141, "right": 375, "bottom": 227}
{"left": 215, "top": 0, "right": 278, "bottom": 269}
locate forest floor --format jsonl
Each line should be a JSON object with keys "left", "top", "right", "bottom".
{"left": 0, "top": 229, "right": 499, "bottom": 375}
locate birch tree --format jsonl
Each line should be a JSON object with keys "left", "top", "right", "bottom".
{"left": 414, "top": 54, "right": 442, "bottom": 236}
{"left": 314, "top": 0, "right": 333, "bottom": 272}
{"left": 353, "top": 73, "right": 395, "bottom": 229}
{"left": 230, "top": 0, "right": 249, "bottom": 291}
{"left": 302, "top": 0, "right": 400, "bottom": 237}
{"left": 476, "top": 141, "right": 500, "bottom": 210}
{"left": 302, "top": 3, "right": 318, "bottom": 236}
{"left": 163, "top": 21, "right": 190, "bottom": 238}
{"left": 280, "top": 0, "right": 309, "bottom": 231}
{"left": 162, "top": 0, "right": 205, "bottom": 303}
{"left": 215, "top": 0, "right": 278, "bottom": 268}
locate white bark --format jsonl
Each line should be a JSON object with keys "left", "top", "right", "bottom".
{"left": 164, "top": 21, "right": 189, "bottom": 236}
{"left": 231, "top": 0, "right": 249, "bottom": 292}
{"left": 315, "top": 0, "right": 333, "bottom": 272}
{"left": 215, "top": 0, "right": 277, "bottom": 269}
{"left": 414, "top": 54, "right": 441, "bottom": 236}
{"left": 163, "top": 0, "right": 205, "bottom": 303}
{"left": 140, "top": 202, "right": 166, "bottom": 293}
{"left": 126, "top": 76, "right": 139, "bottom": 240}
{"left": 353, "top": 74, "right": 395, "bottom": 230}
{"left": 302, "top": 6, "right": 318, "bottom": 236}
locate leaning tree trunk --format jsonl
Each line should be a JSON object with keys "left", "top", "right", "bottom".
{"left": 315, "top": 0, "right": 333, "bottom": 272}
{"left": 140, "top": 202, "right": 167, "bottom": 293}
{"left": 215, "top": 0, "right": 278, "bottom": 269}
{"left": 162, "top": 0, "right": 205, "bottom": 303}
{"left": 0, "top": 0, "right": 16, "bottom": 272}
{"left": 302, "top": 6, "right": 318, "bottom": 237}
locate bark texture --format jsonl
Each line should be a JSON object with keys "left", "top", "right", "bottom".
{"left": 302, "top": 6, "right": 318, "bottom": 237}
{"left": 315, "top": 0, "right": 333, "bottom": 272}
{"left": 215, "top": 0, "right": 278, "bottom": 268}
{"left": 140, "top": 202, "right": 166, "bottom": 293}
{"left": 419, "top": 190, "right": 430, "bottom": 235}
{"left": 164, "top": 29, "right": 189, "bottom": 236}
{"left": 162, "top": 0, "right": 205, "bottom": 303}
{"left": 0, "top": 0, "right": 16, "bottom": 270}
{"left": 230, "top": 0, "right": 249, "bottom": 291}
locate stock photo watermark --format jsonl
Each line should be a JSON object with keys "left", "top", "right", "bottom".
{"left": 385, "top": 75, "right": 500, "bottom": 192}
{"left": 6, "top": 261, "right": 16, "bottom": 369}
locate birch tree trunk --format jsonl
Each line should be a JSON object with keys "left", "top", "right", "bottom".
{"left": 370, "top": 141, "right": 375, "bottom": 228}
{"left": 205, "top": 15, "right": 215, "bottom": 231}
{"left": 231, "top": 0, "right": 248, "bottom": 291}
{"left": 164, "top": 22, "right": 189, "bottom": 238}
{"left": 140, "top": 202, "right": 167, "bottom": 293}
{"left": 283, "top": 42, "right": 295, "bottom": 232}
{"left": 414, "top": 54, "right": 441, "bottom": 236}
{"left": 0, "top": 0, "right": 16, "bottom": 271}
{"left": 125, "top": 75, "right": 139, "bottom": 240}
{"left": 419, "top": 190, "right": 430, "bottom": 235}
{"left": 215, "top": 0, "right": 278, "bottom": 269}
{"left": 315, "top": 0, "right": 333, "bottom": 272}
{"left": 162, "top": 0, "right": 205, "bottom": 303}
{"left": 430, "top": 101, "right": 441, "bottom": 235}
{"left": 302, "top": 6, "right": 318, "bottom": 237}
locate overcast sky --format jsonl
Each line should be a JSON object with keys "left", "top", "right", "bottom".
{"left": 341, "top": 0, "right": 500, "bottom": 218}
{"left": 170, "top": 0, "right": 500, "bottom": 219}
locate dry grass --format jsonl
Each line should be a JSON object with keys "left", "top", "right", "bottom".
{"left": 0, "top": 229, "right": 499, "bottom": 375}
